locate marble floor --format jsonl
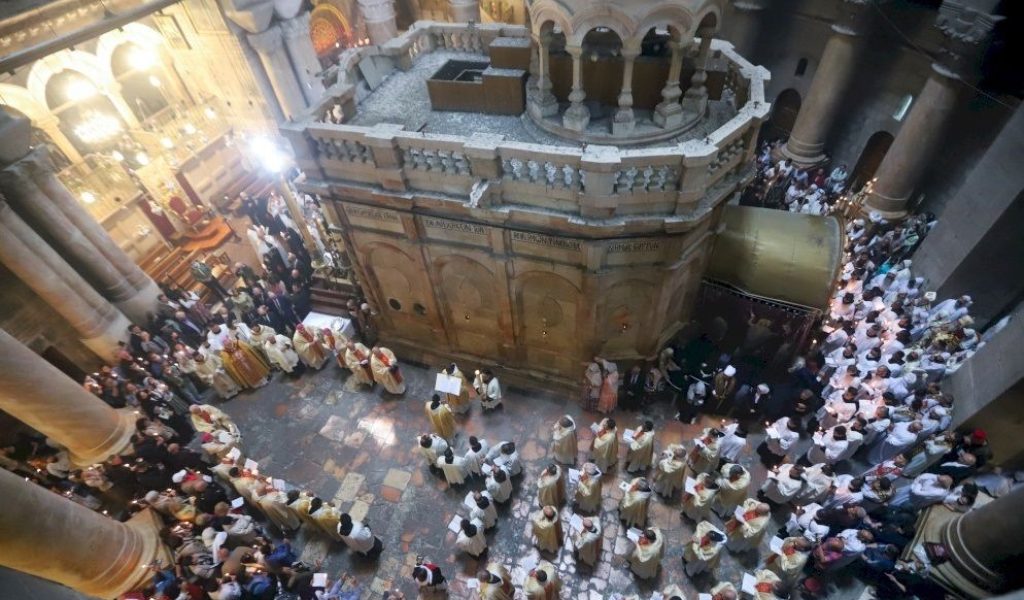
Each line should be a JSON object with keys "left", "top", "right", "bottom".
{"left": 218, "top": 358, "right": 867, "bottom": 599}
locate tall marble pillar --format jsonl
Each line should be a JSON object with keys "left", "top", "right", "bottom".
{"left": 357, "top": 0, "right": 399, "bottom": 46}
{"left": 248, "top": 24, "right": 309, "bottom": 120}
{"left": 938, "top": 484, "right": 1024, "bottom": 596}
{"left": 449, "top": 0, "right": 480, "bottom": 23}
{"left": 281, "top": 13, "right": 327, "bottom": 106}
{"left": 0, "top": 150, "right": 159, "bottom": 324}
{"left": 563, "top": 45, "right": 590, "bottom": 132}
{"left": 0, "top": 468, "right": 169, "bottom": 597}
{"left": 0, "top": 200, "right": 131, "bottom": 360}
{"left": 0, "top": 329, "right": 136, "bottom": 464}
{"left": 865, "top": 3, "right": 1000, "bottom": 219}
{"left": 780, "top": 0, "right": 869, "bottom": 166}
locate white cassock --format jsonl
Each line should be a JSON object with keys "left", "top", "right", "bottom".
{"left": 469, "top": 493, "right": 498, "bottom": 529}
{"left": 417, "top": 435, "right": 449, "bottom": 466}
{"left": 624, "top": 430, "right": 654, "bottom": 473}
{"left": 806, "top": 430, "right": 849, "bottom": 465}
{"left": 683, "top": 521, "right": 724, "bottom": 576}
{"left": 341, "top": 520, "right": 376, "bottom": 554}
{"left": 263, "top": 335, "right": 299, "bottom": 373}
{"left": 437, "top": 455, "right": 467, "bottom": 486}
{"left": 487, "top": 443, "right": 522, "bottom": 476}
{"left": 573, "top": 522, "right": 602, "bottom": 567}
{"left": 551, "top": 419, "right": 578, "bottom": 465}
{"left": 651, "top": 447, "right": 686, "bottom": 497}
{"left": 906, "top": 473, "right": 952, "bottom": 509}
{"left": 794, "top": 465, "right": 833, "bottom": 506}
{"left": 766, "top": 417, "right": 800, "bottom": 458}
{"left": 836, "top": 430, "right": 864, "bottom": 462}
{"left": 486, "top": 467, "right": 513, "bottom": 503}
{"left": 475, "top": 374, "right": 503, "bottom": 409}
{"left": 786, "top": 503, "right": 829, "bottom": 543}
{"left": 714, "top": 464, "right": 751, "bottom": 517}
{"left": 824, "top": 474, "right": 865, "bottom": 509}
{"left": 719, "top": 423, "right": 747, "bottom": 462}
{"left": 629, "top": 530, "right": 664, "bottom": 579}
{"left": 760, "top": 464, "right": 804, "bottom": 504}
{"left": 765, "top": 538, "right": 810, "bottom": 585}
{"left": 456, "top": 519, "right": 487, "bottom": 557}
{"left": 463, "top": 440, "right": 490, "bottom": 476}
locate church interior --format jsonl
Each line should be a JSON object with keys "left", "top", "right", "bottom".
{"left": 0, "top": 0, "right": 1023, "bottom": 598}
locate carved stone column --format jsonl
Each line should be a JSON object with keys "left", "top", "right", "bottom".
{"left": 612, "top": 48, "right": 640, "bottom": 135}
{"left": 0, "top": 200, "right": 132, "bottom": 361}
{"left": 530, "top": 31, "right": 558, "bottom": 118}
{"left": 248, "top": 24, "right": 309, "bottom": 120}
{"left": 357, "top": 0, "right": 398, "bottom": 46}
{"left": 449, "top": 0, "right": 479, "bottom": 22}
{"left": 281, "top": 13, "right": 327, "bottom": 106}
{"left": 937, "top": 485, "right": 1024, "bottom": 596}
{"left": 865, "top": 3, "right": 1000, "bottom": 219}
{"left": 681, "top": 30, "right": 714, "bottom": 117}
{"left": 0, "top": 468, "right": 169, "bottom": 597}
{"left": 654, "top": 40, "right": 686, "bottom": 128}
{"left": 0, "top": 150, "right": 159, "bottom": 324}
{"left": 563, "top": 45, "right": 590, "bottom": 132}
{"left": 0, "top": 321, "right": 137, "bottom": 465}
{"left": 780, "top": 0, "right": 869, "bottom": 166}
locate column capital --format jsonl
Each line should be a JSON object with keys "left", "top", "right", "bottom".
{"left": 933, "top": 1, "right": 1002, "bottom": 80}
{"left": 831, "top": 0, "right": 873, "bottom": 36}
{"left": 280, "top": 12, "right": 312, "bottom": 42}
{"left": 248, "top": 22, "right": 285, "bottom": 55}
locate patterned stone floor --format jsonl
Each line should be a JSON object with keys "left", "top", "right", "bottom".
{"left": 218, "top": 359, "right": 865, "bottom": 599}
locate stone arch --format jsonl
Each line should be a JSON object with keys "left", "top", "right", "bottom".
{"left": 0, "top": 83, "right": 49, "bottom": 123}
{"left": 760, "top": 87, "right": 801, "bottom": 143}
{"left": 27, "top": 50, "right": 113, "bottom": 109}
{"left": 694, "top": 8, "right": 720, "bottom": 35}
{"left": 310, "top": 2, "right": 354, "bottom": 58}
{"left": 567, "top": 6, "right": 636, "bottom": 47}
{"left": 635, "top": 6, "right": 695, "bottom": 46}
{"left": 94, "top": 23, "right": 166, "bottom": 80}
{"left": 528, "top": 0, "right": 573, "bottom": 37}
{"left": 515, "top": 270, "right": 582, "bottom": 373}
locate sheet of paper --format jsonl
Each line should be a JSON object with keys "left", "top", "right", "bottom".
{"left": 465, "top": 577, "right": 479, "bottom": 589}
{"left": 622, "top": 430, "right": 635, "bottom": 444}
{"left": 312, "top": 573, "right": 328, "bottom": 588}
{"left": 273, "top": 478, "right": 287, "bottom": 491}
{"left": 464, "top": 492, "right": 476, "bottom": 510}
{"left": 650, "top": 593, "right": 664, "bottom": 600}
{"left": 770, "top": 536, "right": 785, "bottom": 554}
{"left": 698, "top": 595, "right": 713, "bottom": 600}
{"left": 684, "top": 477, "right": 698, "bottom": 495}
{"left": 812, "top": 432, "right": 824, "bottom": 445}
{"left": 226, "top": 447, "right": 242, "bottom": 461}
{"left": 217, "top": 431, "right": 234, "bottom": 443}
{"left": 569, "top": 514, "right": 583, "bottom": 532}
{"left": 481, "top": 463, "right": 493, "bottom": 475}
{"left": 619, "top": 481, "right": 630, "bottom": 492}
{"left": 734, "top": 506, "right": 747, "bottom": 522}
{"left": 590, "top": 422, "right": 600, "bottom": 434}
{"left": 567, "top": 468, "right": 581, "bottom": 484}
{"left": 626, "top": 528, "right": 642, "bottom": 543}
{"left": 445, "top": 375, "right": 461, "bottom": 395}
{"left": 520, "top": 554, "right": 538, "bottom": 572}
{"left": 859, "top": 399, "right": 878, "bottom": 416}
{"left": 741, "top": 573, "right": 758, "bottom": 596}
{"left": 244, "top": 458, "right": 259, "bottom": 472}
{"left": 434, "top": 373, "right": 449, "bottom": 393}
{"left": 231, "top": 496, "right": 245, "bottom": 509}
{"left": 766, "top": 427, "right": 781, "bottom": 439}
{"left": 448, "top": 515, "right": 462, "bottom": 534}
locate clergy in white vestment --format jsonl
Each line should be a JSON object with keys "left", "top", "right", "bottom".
{"left": 474, "top": 369, "right": 503, "bottom": 410}
{"left": 256, "top": 485, "right": 301, "bottom": 532}
{"left": 551, "top": 416, "right": 578, "bottom": 465}
{"left": 370, "top": 346, "right": 405, "bottom": 394}
{"left": 189, "top": 404, "right": 239, "bottom": 436}
{"left": 456, "top": 518, "right": 487, "bottom": 557}
{"left": 536, "top": 464, "right": 565, "bottom": 507}
{"left": 764, "top": 537, "right": 812, "bottom": 585}
{"left": 193, "top": 352, "right": 240, "bottom": 400}
{"left": 523, "top": 561, "right": 559, "bottom": 600}
{"left": 629, "top": 528, "right": 664, "bottom": 579}
{"left": 463, "top": 436, "right": 490, "bottom": 477}
{"left": 248, "top": 324, "right": 277, "bottom": 361}
{"left": 807, "top": 425, "right": 851, "bottom": 465}
{"left": 752, "top": 569, "right": 785, "bottom": 600}
{"left": 286, "top": 489, "right": 316, "bottom": 529}
{"left": 572, "top": 517, "right": 602, "bottom": 567}
{"left": 437, "top": 449, "right": 467, "bottom": 486}
{"left": 485, "top": 466, "right": 513, "bottom": 503}
{"left": 476, "top": 562, "right": 514, "bottom": 600}
{"left": 338, "top": 513, "right": 382, "bottom": 556}
{"left": 765, "top": 417, "right": 802, "bottom": 462}
{"left": 619, "top": 477, "right": 652, "bottom": 528}
{"left": 794, "top": 463, "right": 835, "bottom": 506}
{"left": 682, "top": 521, "right": 725, "bottom": 577}
{"left": 760, "top": 463, "right": 805, "bottom": 504}
{"left": 901, "top": 473, "right": 954, "bottom": 509}
{"left": 417, "top": 434, "right": 449, "bottom": 468}
{"left": 714, "top": 463, "right": 751, "bottom": 517}
{"left": 530, "top": 505, "right": 562, "bottom": 553}
{"left": 725, "top": 499, "right": 771, "bottom": 551}
{"left": 487, "top": 441, "right": 522, "bottom": 476}
{"left": 661, "top": 585, "right": 686, "bottom": 600}
{"left": 590, "top": 418, "right": 619, "bottom": 471}
{"left": 342, "top": 341, "right": 374, "bottom": 387}
{"left": 785, "top": 503, "right": 830, "bottom": 543}
{"left": 719, "top": 422, "right": 748, "bottom": 462}
{"left": 292, "top": 324, "right": 328, "bottom": 369}
{"left": 263, "top": 334, "right": 299, "bottom": 373}
{"left": 469, "top": 491, "right": 498, "bottom": 529}
{"left": 685, "top": 428, "right": 722, "bottom": 477}
{"left": 651, "top": 445, "right": 686, "bottom": 497}
{"left": 624, "top": 421, "right": 655, "bottom": 473}
{"left": 574, "top": 462, "right": 603, "bottom": 513}
{"left": 309, "top": 499, "right": 343, "bottom": 541}
{"left": 681, "top": 472, "right": 719, "bottom": 521}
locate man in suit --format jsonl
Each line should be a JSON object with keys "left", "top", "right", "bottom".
{"left": 621, "top": 364, "right": 645, "bottom": 411}
{"left": 267, "top": 291, "right": 300, "bottom": 333}
{"left": 173, "top": 310, "right": 205, "bottom": 346}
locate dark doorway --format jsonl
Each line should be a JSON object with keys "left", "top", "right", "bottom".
{"left": 759, "top": 88, "right": 801, "bottom": 144}
{"left": 850, "top": 131, "right": 895, "bottom": 191}
{"left": 41, "top": 345, "right": 87, "bottom": 382}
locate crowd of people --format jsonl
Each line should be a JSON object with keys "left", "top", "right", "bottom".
{"left": 0, "top": 157, "right": 1020, "bottom": 600}
{"left": 744, "top": 140, "right": 851, "bottom": 216}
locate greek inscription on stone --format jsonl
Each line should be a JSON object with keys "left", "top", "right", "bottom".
{"left": 422, "top": 217, "right": 486, "bottom": 235}
{"left": 511, "top": 231, "right": 581, "bottom": 251}
{"left": 345, "top": 205, "right": 400, "bottom": 222}
{"left": 607, "top": 241, "right": 661, "bottom": 253}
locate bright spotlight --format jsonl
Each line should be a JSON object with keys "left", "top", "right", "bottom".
{"left": 249, "top": 137, "right": 289, "bottom": 173}
{"left": 128, "top": 47, "right": 156, "bottom": 71}
{"left": 81, "top": 191, "right": 97, "bottom": 204}
{"left": 65, "top": 78, "right": 97, "bottom": 102}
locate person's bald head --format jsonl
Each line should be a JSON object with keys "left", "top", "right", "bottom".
{"left": 543, "top": 506, "right": 556, "bottom": 519}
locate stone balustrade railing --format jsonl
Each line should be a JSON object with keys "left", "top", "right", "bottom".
{"left": 285, "top": 22, "right": 771, "bottom": 223}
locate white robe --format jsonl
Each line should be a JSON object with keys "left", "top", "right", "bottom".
{"left": 761, "top": 464, "right": 803, "bottom": 503}
{"left": 437, "top": 456, "right": 467, "bottom": 486}
{"left": 263, "top": 335, "right": 299, "bottom": 372}
{"left": 463, "top": 440, "right": 490, "bottom": 476}
{"left": 456, "top": 519, "right": 487, "bottom": 556}
{"left": 341, "top": 520, "right": 376, "bottom": 554}
{"left": 486, "top": 468, "right": 513, "bottom": 503}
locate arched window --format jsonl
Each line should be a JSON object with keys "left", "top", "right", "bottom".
{"left": 795, "top": 58, "right": 808, "bottom": 77}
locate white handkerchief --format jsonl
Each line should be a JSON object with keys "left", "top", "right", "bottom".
{"left": 465, "top": 577, "right": 479, "bottom": 589}
{"left": 684, "top": 477, "right": 698, "bottom": 495}
{"left": 742, "top": 572, "right": 758, "bottom": 596}
{"left": 626, "top": 528, "right": 642, "bottom": 543}
{"left": 622, "top": 430, "right": 635, "bottom": 444}
{"left": 568, "top": 469, "right": 581, "bottom": 484}
{"left": 244, "top": 458, "right": 259, "bottom": 472}
{"left": 273, "top": 478, "right": 287, "bottom": 491}
{"left": 226, "top": 447, "right": 242, "bottom": 461}
{"left": 231, "top": 497, "right": 245, "bottom": 509}
{"left": 770, "top": 536, "right": 785, "bottom": 554}
{"left": 590, "top": 422, "right": 600, "bottom": 434}
{"left": 448, "top": 515, "right": 462, "bottom": 534}
{"left": 312, "top": 573, "right": 328, "bottom": 588}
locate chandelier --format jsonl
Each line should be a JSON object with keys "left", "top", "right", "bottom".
{"left": 73, "top": 111, "right": 123, "bottom": 145}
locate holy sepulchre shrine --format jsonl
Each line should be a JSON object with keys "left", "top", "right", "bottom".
{"left": 1, "top": 0, "right": 1023, "bottom": 598}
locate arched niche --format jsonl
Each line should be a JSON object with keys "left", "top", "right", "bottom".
{"left": 850, "top": 130, "right": 895, "bottom": 191}
{"left": 760, "top": 87, "right": 801, "bottom": 144}
{"left": 310, "top": 2, "right": 355, "bottom": 64}
{"left": 44, "top": 70, "right": 127, "bottom": 155}
{"left": 110, "top": 42, "right": 171, "bottom": 121}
